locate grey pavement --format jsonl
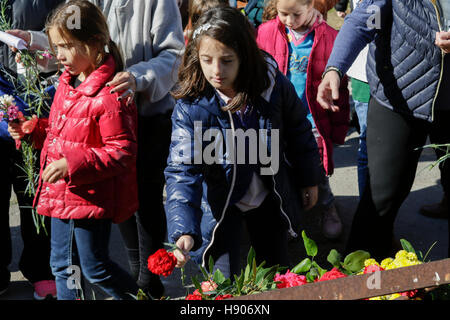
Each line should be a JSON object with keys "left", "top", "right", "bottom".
{"left": 1, "top": 129, "right": 448, "bottom": 300}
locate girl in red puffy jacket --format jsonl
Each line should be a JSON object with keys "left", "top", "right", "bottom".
{"left": 8, "top": 0, "right": 139, "bottom": 300}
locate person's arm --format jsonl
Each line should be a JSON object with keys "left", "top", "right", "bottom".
{"left": 326, "top": 0, "right": 390, "bottom": 75}
{"left": 165, "top": 101, "right": 205, "bottom": 256}
{"left": 318, "top": 0, "right": 389, "bottom": 111}
{"left": 125, "top": 0, "right": 185, "bottom": 103}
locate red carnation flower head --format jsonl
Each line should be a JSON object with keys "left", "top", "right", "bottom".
{"left": 215, "top": 294, "right": 233, "bottom": 300}
{"left": 316, "top": 268, "right": 347, "bottom": 282}
{"left": 185, "top": 293, "right": 202, "bottom": 300}
{"left": 147, "top": 248, "right": 177, "bottom": 277}
{"left": 274, "top": 270, "right": 308, "bottom": 289}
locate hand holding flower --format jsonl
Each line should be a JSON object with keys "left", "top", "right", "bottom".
{"left": 174, "top": 235, "right": 195, "bottom": 268}
{"left": 42, "top": 158, "right": 68, "bottom": 184}
{"left": 7, "top": 121, "right": 25, "bottom": 140}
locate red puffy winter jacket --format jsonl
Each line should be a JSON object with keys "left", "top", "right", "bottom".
{"left": 32, "top": 55, "right": 138, "bottom": 223}
{"left": 256, "top": 17, "right": 349, "bottom": 176}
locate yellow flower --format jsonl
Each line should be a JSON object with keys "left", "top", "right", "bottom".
{"left": 381, "top": 258, "right": 393, "bottom": 269}
{"left": 364, "top": 258, "right": 380, "bottom": 267}
{"left": 387, "top": 293, "right": 402, "bottom": 300}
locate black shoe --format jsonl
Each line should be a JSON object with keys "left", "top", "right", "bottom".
{"left": 419, "top": 196, "right": 448, "bottom": 219}
{"left": 0, "top": 270, "right": 10, "bottom": 296}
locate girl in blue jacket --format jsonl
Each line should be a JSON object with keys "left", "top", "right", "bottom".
{"left": 165, "top": 6, "right": 321, "bottom": 278}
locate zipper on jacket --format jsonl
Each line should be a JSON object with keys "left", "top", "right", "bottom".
{"left": 430, "top": 0, "right": 445, "bottom": 122}
{"left": 270, "top": 166, "right": 298, "bottom": 239}
{"left": 201, "top": 110, "right": 237, "bottom": 268}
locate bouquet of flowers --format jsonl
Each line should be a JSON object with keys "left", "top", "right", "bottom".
{"left": 0, "top": 0, "right": 56, "bottom": 234}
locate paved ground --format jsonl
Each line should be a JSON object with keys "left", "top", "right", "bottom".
{"left": 1, "top": 127, "right": 447, "bottom": 300}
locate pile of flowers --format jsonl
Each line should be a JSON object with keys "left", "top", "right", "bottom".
{"left": 145, "top": 231, "right": 448, "bottom": 301}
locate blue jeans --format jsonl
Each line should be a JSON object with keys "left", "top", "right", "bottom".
{"left": 50, "top": 218, "right": 138, "bottom": 300}
{"left": 354, "top": 100, "right": 369, "bottom": 197}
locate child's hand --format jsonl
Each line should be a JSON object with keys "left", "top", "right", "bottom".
{"left": 317, "top": 70, "right": 341, "bottom": 112}
{"left": 435, "top": 31, "right": 450, "bottom": 54}
{"left": 301, "top": 185, "right": 318, "bottom": 211}
{"left": 174, "top": 235, "right": 194, "bottom": 268}
{"left": 42, "top": 158, "right": 68, "bottom": 184}
{"left": 305, "top": 8, "right": 323, "bottom": 28}
{"left": 8, "top": 121, "right": 25, "bottom": 140}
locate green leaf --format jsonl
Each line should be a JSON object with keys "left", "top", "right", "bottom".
{"left": 306, "top": 268, "right": 319, "bottom": 282}
{"left": 247, "top": 247, "right": 256, "bottom": 267}
{"left": 213, "top": 269, "right": 226, "bottom": 285}
{"left": 342, "top": 250, "right": 370, "bottom": 273}
{"left": 327, "top": 249, "right": 342, "bottom": 269}
{"left": 199, "top": 265, "right": 209, "bottom": 280}
{"left": 191, "top": 276, "right": 202, "bottom": 293}
{"left": 208, "top": 255, "right": 215, "bottom": 274}
{"left": 400, "top": 239, "right": 416, "bottom": 254}
{"left": 312, "top": 261, "right": 327, "bottom": 277}
{"left": 301, "top": 230, "right": 318, "bottom": 257}
{"left": 291, "top": 258, "right": 312, "bottom": 274}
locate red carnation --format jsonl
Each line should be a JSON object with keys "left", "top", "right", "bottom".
{"left": 185, "top": 293, "right": 202, "bottom": 300}
{"left": 363, "top": 264, "right": 384, "bottom": 274}
{"left": 215, "top": 294, "right": 233, "bottom": 300}
{"left": 147, "top": 248, "right": 177, "bottom": 277}
{"left": 316, "top": 268, "right": 347, "bottom": 282}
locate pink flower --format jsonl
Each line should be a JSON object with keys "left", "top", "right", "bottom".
{"left": 274, "top": 270, "right": 308, "bottom": 289}
{"left": 201, "top": 280, "right": 218, "bottom": 293}
{"left": 316, "top": 268, "right": 347, "bottom": 282}
{"left": 363, "top": 264, "right": 384, "bottom": 274}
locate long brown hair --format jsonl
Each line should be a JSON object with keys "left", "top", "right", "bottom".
{"left": 262, "top": 0, "right": 315, "bottom": 22}
{"left": 172, "top": 6, "right": 271, "bottom": 113}
{"left": 45, "top": 0, "right": 124, "bottom": 73}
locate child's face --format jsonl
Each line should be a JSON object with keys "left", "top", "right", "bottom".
{"left": 277, "top": 0, "right": 314, "bottom": 32}
{"left": 198, "top": 36, "right": 240, "bottom": 98}
{"left": 49, "top": 27, "right": 97, "bottom": 81}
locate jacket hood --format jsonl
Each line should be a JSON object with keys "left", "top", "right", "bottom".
{"left": 60, "top": 54, "right": 115, "bottom": 97}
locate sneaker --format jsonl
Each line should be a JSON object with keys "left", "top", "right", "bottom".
{"left": 33, "top": 280, "right": 57, "bottom": 300}
{"left": 419, "top": 196, "right": 448, "bottom": 219}
{"left": 321, "top": 204, "right": 343, "bottom": 240}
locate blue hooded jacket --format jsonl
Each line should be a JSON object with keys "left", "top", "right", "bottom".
{"left": 164, "top": 62, "right": 322, "bottom": 267}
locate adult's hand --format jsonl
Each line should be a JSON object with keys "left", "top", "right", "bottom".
{"left": 317, "top": 70, "right": 341, "bottom": 112}
{"left": 5, "top": 29, "right": 31, "bottom": 52}
{"left": 435, "top": 31, "right": 450, "bottom": 54}
{"left": 174, "top": 235, "right": 195, "bottom": 268}
{"left": 106, "top": 71, "right": 137, "bottom": 104}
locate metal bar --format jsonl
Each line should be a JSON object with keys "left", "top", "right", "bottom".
{"left": 233, "top": 258, "right": 450, "bottom": 300}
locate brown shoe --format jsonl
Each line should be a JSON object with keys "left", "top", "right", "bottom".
{"left": 322, "top": 204, "right": 343, "bottom": 240}
{"left": 419, "top": 196, "right": 448, "bottom": 219}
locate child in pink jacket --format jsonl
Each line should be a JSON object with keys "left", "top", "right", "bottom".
{"left": 256, "top": 0, "right": 349, "bottom": 240}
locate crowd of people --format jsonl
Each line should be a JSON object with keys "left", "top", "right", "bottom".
{"left": 0, "top": 0, "right": 449, "bottom": 300}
